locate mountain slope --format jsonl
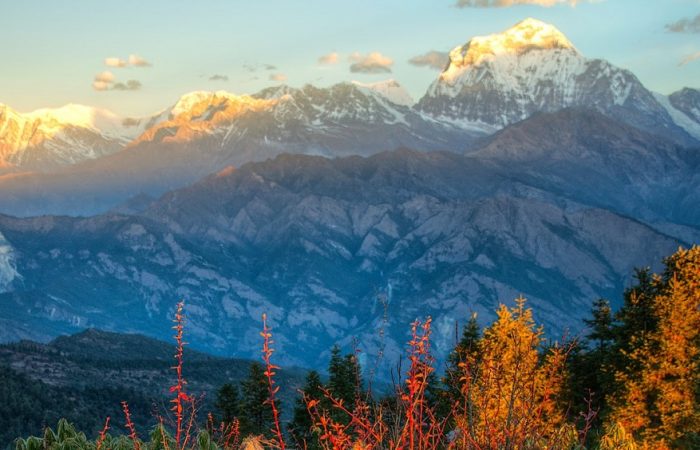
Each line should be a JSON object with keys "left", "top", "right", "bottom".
{"left": 0, "top": 329, "right": 305, "bottom": 447}
{"left": 0, "top": 82, "right": 479, "bottom": 217}
{"left": 470, "top": 108, "right": 700, "bottom": 226}
{"left": 417, "top": 18, "right": 694, "bottom": 145}
{"left": 0, "top": 117, "right": 694, "bottom": 375}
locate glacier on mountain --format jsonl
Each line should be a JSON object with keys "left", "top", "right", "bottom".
{"left": 0, "top": 232, "right": 19, "bottom": 293}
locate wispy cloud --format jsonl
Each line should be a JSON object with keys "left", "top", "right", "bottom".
{"left": 318, "top": 52, "right": 339, "bottom": 65}
{"left": 105, "top": 57, "right": 127, "bottom": 68}
{"left": 94, "top": 71, "right": 115, "bottom": 83}
{"left": 92, "top": 71, "right": 115, "bottom": 91}
{"left": 269, "top": 73, "right": 287, "bottom": 82}
{"left": 128, "top": 54, "right": 151, "bottom": 67}
{"left": 408, "top": 51, "right": 449, "bottom": 70}
{"left": 243, "top": 63, "right": 277, "bottom": 72}
{"left": 209, "top": 74, "right": 229, "bottom": 81}
{"left": 104, "top": 54, "right": 151, "bottom": 68}
{"left": 349, "top": 52, "right": 393, "bottom": 73}
{"left": 92, "top": 81, "right": 111, "bottom": 91}
{"left": 112, "top": 80, "right": 142, "bottom": 91}
{"left": 456, "top": 0, "right": 590, "bottom": 7}
{"left": 92, "top": 70, "right": 141, "bottom": 91}
{"left": 679, "top": 51, "right": 700, "bottom": 66}
{"left": 666, "top": 14, "right": 700, "bottom": 33}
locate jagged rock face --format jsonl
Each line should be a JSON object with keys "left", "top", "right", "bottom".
{"left": 132, "top": 82, "right": 472, "bottom": 157}
{"left": 669, "top": 87, "right": 700, "bottom": 125}
{"left": 0, "top": 82, "right": 480, "bottom": 217}
{"left": 0, "top": 114, "right": 696, "bottom": 374}
{"left": 416, "top": 19, "right": 691, "bottom": 144}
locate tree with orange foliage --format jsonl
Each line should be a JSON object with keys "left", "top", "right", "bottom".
{"left": 609, "top": 246, "right": 700, "bottom": 448}
{"left": 453, "top": 297, "right": 574, "bottom": 449}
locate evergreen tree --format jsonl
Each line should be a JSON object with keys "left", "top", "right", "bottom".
{"left": 328, "top": 346, "right": 357, "bottom": 407}
{"left": 614, "top": 267, "right": 660, "bottom": 366}
{"left": 239, "top": 362, "right": 277, "bottom": 438}
{"left": 570, "top": 298, "right": 616, "bottom": 424}
{"left": 444, "top": 313, "right": 481, "bottom": 405}
{"left": 214, "top": 383, "right": 240, "bottom": 424}
{"left": 288, "top": 370, "right": 324, "bottom": 449}
{"left": 585, "top": 298, "right": 614, "bottom": 351}
{"left": 327, "top": 345, "right": 363, "bottom": 425}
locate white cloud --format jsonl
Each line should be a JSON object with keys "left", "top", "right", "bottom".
{"left": 209, "top": 74, "right": 229, "bottom": 81}
{"left": 408, "top": 51, "right": 450, "bottom": 70}
{"left": 456, "top": 0, "right": 591, "bottom": 7}
{"left": 92, "top": 70, "right": 141, "bottom": 92}
{"left": 105, "top": 57, "right": 127, "bottom": 68}
{"left": 94, "top": 71, "right": 115, "bottom": 83}
{"left": 269, "top": 73, "right": 287, "bottom": 82}
{"left": 349, "top": 52, "right": 393, "bottom": 73}
{"left": 128, "top": 54, "right": 151, "bottom": 67}
{"left": 679, "top": 51, "right": 700, "bottom": 66}
{"left": 318, "top": 52, "right": 339, "bottom": 65}
{"left": 92, "top": 81, "right": 111, "bottom": 91}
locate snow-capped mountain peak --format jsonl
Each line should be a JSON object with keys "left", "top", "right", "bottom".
{"left": 442, "top": 18, "right": 576, "bottom": 81}
{"left": 351, "top": 79, "right": 415, "bottom": 106}
{"left": 169, "top": 90, "right": 254, "bottom": 117}
{"left": 20, "top": 103, "right": 143, "bottom": 142}
{"left": 417, "top": 17, "right": 691, "bottom": 144}
{"left": 0, "top": 103, "right": 130, "bottom": 171}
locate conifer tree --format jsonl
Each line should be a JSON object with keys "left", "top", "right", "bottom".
{"left": 239, "top": 362, "right": 277, "bottom": 438}
{"left": 289, "top": 370, "right": 324, "bottom": 450}
{"left": 327, "top": 346, "right": 360, "bottom": 413}
{"left": 586, "top": 298, "right": 614, "bottom": 351}
{"left": 570, "top": 298, "right": 616, "bottom": 423}
{"left": 214, "top": 383, "right": 240, "bottom": 424}
{"left": 442, "top": 313, "right": 481, "bottom": 421}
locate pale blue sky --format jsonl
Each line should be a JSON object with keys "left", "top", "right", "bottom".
{"left": 1, "top": 0, "right": 698, "bottom": 117}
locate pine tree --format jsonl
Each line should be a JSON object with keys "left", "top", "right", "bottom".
{"left": 444, "top": 313, "right": 481, "bottom": 405}
{"left": 239, "top": 362, "right": 276, "bottom": 438}
{"left": 585, "top": 298, "right": 614, "bottom": 352}
{"left": 327, "top": 346, "right": 360, "bottom": 415}
{"left": 570, "top": 298, "right": 616, "bottom": 424}
{"left": 289, "top": 370, "right": 324, "bottom": 450}
{"left": 215, "top": 383, "right": 240, "bottom": 424}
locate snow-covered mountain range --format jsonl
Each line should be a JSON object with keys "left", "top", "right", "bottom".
{"left": 0, "top": 18, "right": 698, "bottom": 373}
{"left": 0, "top": 19, "right": 697, "bottom": 194}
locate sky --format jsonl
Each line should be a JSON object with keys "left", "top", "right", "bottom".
{"left": 0, "top": 0, "right": 698, "bottom": 117}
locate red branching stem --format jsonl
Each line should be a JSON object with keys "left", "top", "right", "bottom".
{"left": 170, "top": 301, "right": 191, "bottom": 450}
{"left": 96, "top": 416, "right": 110, "bottom": 450}
{"left": 224, "top": 418, "right": 241, "bottom": 450}
{"left": 121, "top": 401, "right": 140, "bottom": 450}
{"left": 261, "top": 313, "right": 286, "bottom": 450}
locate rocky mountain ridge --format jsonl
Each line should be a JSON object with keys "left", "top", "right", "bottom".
{"left": 0, "top": 109, "right": 696, "bottom": 376}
